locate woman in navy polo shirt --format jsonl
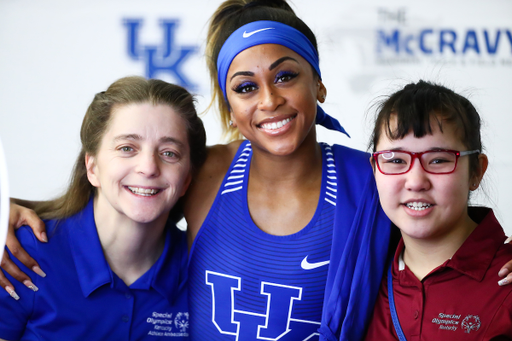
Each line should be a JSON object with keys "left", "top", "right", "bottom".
{"left": 365, "top": 80, "right": 512, "bottom": 340}
{"left": 0, "top": 76, "right": 205, "bottom": 340}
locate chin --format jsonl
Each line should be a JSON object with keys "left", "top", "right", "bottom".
{"left": 402, "top": 230, "right": 434, "bottom": 241}
{"left": 128, "top": 215, "right": 157, "bottom": 225}
{"left": 271, "top": 148, "right": 295, "bottom": 156}
{"left": 400, "top": 224, "right": 439, "bottom": 240}
{"left": 267, "top": 141, "right": 301, "bottom": 156}
{"left": 127, "top": 209, "right": 165, "bottom": 225}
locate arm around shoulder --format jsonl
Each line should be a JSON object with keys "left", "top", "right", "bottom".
{"left": 9, "top": 199, "right": 47, "bottom": 242}
{"left": 1, "top": 202, "right": 47, "bottom": 292}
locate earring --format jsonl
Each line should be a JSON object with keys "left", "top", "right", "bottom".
{"left": 229, "top": 120, "right": 233, "bottom": 127}
{"left": 321, "top": 95, "right": 326, "bottom": 100}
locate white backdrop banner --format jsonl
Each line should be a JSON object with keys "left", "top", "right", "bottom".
{"left": 1, "top": 0, "right": 511, "bottom": 233}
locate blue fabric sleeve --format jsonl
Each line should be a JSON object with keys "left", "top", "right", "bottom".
{"left": 319, "top": 145, "right": 392, "bottom": 341}
{"left": 0, "top": 227, "right": 38, "bottom": 340}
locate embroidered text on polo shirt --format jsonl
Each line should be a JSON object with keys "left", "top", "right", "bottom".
{"left": 146, "top": 311, "right": 190, "bottom": 337}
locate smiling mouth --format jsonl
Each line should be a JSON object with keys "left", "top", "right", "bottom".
{"left": 127, "top": 186, "right": 161, "bottom": 196}
{"left": 405, "top": 202, "right": 432, "bottom": 211}
{"left": 258, "top": 115, "right": 296, "bottom": 130}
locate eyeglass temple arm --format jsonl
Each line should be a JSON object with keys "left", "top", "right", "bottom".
{"left": 460, "top": 150, "right": 480, "bottom": 156}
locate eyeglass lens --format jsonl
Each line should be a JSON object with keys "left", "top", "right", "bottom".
{"left": 378, "top": 151, "right": 457, "bottom": 174}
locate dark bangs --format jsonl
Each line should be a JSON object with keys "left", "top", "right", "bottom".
{"left": 370, "top": 80, "right": 482, "bottom": 155}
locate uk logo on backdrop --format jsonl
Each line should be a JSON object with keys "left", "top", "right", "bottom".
{"left": 123, "top": 19, "right": 199, "bottom": 90}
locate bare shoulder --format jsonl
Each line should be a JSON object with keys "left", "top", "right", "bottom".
{"left": 184, "top": 140, "right": 243, "bottom": 245}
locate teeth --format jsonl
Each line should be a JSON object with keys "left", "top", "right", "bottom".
{"left": 406, "top": 202, "right": 432, "bottom": 211}
{"left": 128, "top": 187, "right": 159, "bottom": 196}
{"left": 260, "top": 117, "right": 292, "bottom": 130}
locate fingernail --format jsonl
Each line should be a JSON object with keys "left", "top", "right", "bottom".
{"left": 41, "top": 232, "right": 48, "bottom": 243}
{"left": 5, "top": 286, "right": 20, "bottom": 300}
{"left": 23, "top": 280, "right": 39, "bottom": 292}
{"left": 499, "top": 268, "right": 509, "bottom": 277}
{"left": 498, "top": 278, "right": 509, "bottom": 286}
{"left": 32, "top": 266, "right": 46, "bottom": 278}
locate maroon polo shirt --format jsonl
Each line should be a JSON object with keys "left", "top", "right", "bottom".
{"left": 365, "top": 208, "right": 512, "bottom": 340}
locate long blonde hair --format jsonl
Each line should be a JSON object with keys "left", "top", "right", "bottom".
{"left": 34, "top": 76, "right": 206, "bottom": 220}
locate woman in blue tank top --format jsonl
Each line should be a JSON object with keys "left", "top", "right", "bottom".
{"left": 181, "top": 2, "right": 395, "bottom": 339}
{"left": 4, "top": 1, "right": 512, "bottom": 340}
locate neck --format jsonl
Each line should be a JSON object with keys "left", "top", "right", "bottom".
{"left": 401, "top": 215, "right": 478, "bottom": 281}
{"left": 93, "top": 196, "right": 167, "bottom": 286}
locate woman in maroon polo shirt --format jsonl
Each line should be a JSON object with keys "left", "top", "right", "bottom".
{"left": 365, "top": 80, "right": 512, "bottom": 340}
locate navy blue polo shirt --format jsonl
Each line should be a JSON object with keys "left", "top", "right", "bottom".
{"left": 0, "top": 199, "right": 189, "bottom": 340}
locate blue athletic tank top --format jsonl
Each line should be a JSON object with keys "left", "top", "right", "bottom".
{"left": 188, "top": 141, "right": 337, "bottom": 340}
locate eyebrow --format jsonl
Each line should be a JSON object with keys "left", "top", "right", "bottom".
{"left": 229, "top": 56, "right": 299, "bottom": 81}
{"left": 230, "top": 71, "right": 254, "bottom": 82}
{"left": 269, "top": 56, "right": 298, "bottom": 71}
{"left": 159, "top": 137, "right": 185, "bottom": 147}
{"left": 113, "top": 134, "right": 185, "bottom": 147}
{"left": 114, "top": 134, "right": 141, "bottom": 142}
{"left": 385, "top": 147, "right": 450, "bottom": 152}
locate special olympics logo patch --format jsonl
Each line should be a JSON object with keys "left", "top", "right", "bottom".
{"left": 174, "top": 312, "right": 189, "bottom": 333}
{"left": 461, "top": 315, "right": 481, "bottom": 333}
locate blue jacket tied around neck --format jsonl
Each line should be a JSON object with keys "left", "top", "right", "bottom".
{"left": 319, "top": 145, "right": 391, "bottom": 341}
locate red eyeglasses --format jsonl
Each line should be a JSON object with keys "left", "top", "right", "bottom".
{"left": 372, "top": 149, "right": 480, "bottom": 175}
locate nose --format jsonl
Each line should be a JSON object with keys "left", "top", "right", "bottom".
{"left": 136, "top": 151, "right": 160, "bottom": 178}
{"left": 257, "top": 85, "right": 285, "bottom": 111}
{"left": 405, "top": 158, "right": 431, "bottom": 191}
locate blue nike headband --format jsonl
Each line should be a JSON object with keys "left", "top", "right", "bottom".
{"left": 216, "top": 20, "right": 349, "bottom": 137}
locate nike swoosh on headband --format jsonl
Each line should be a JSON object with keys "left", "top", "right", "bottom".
{"left": 242, "top": 27, "right": 275, "bottom": 38}
{"left": 301, "top": 256, "right": 330, "bottom": 270}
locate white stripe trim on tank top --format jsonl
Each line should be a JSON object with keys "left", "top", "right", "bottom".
{"left": 221, "top": 143, "right": 252, "bottom": 195}
{"left": 323, "top": 145, "right": 337, "bottom": 206}
{"left": 221, "top": 143, "right": 338, "bottom": 206}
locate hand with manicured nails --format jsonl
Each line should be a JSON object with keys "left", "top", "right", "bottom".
{"left": 498, "top": 237, "right": 512, "bottom": 286}
{"left": 1, "top": 202, "right": 46, "bottom": 300}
